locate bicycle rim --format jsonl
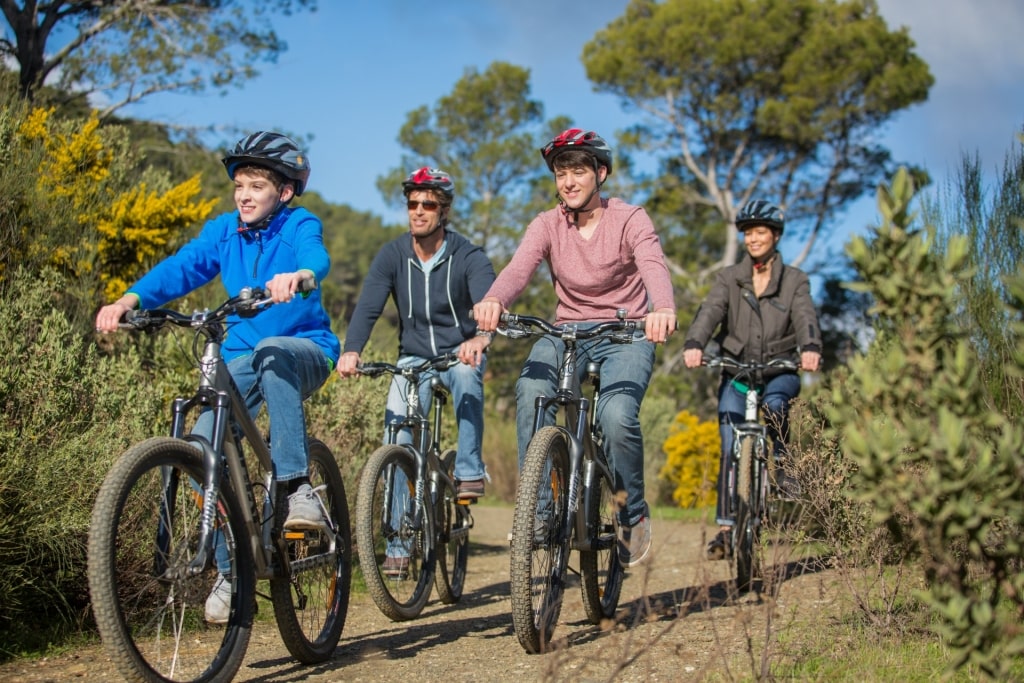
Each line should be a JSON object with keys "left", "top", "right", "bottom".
{"left": 579, "top": 456, "right": 623, "bottom": 623}
{"left": 734, "top": 435, "right": 758, "bottom": 593}
{"left": 434, "top": 449, "right": 469, "bottom": 604}
{"left": 510, "top": 426, "right": 571, "bottom": 653}
{"left": 88, "top": 437, "right": 255, "bottom": 683}
{"left": 355, "top": 445, "right": 435, "bottom": 620}
{"left": 270, "top": 439, "right": 352, "bottom": 662}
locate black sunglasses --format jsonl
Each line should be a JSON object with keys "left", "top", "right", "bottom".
{"left": 407, "top": 200, "right": 441, "bottom": 212}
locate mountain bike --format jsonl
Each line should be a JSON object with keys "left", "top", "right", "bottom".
{"left": 354, "top": 353, "right": 473, "bottom": 621}
{"left": 704, "top": 355, "right": 799, "bottom": 593}
{"left": 502, "top": 311, "right": 634, "bottom": 653}
{"left": 87, "top": 285, "right": 352, "bottom": 683}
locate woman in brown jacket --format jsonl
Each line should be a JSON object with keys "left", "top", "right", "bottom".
{"left": 682, "top": 200, "right": 822, "bottom": 559}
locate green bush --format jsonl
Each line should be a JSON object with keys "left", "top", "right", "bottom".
{"left": 0, "top": 269, "right": 169, "bottom": 655}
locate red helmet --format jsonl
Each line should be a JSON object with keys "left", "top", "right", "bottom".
{"left": 540, "top": 128, "right": 613, "bottom": 175}
{"left": 402, "top": 167, "right": 455, "bottom": 200}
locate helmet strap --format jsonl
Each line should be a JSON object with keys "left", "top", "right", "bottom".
{"left": 752, "top": 250, "right": 776, "bottom": 272}
{"left": 237, "top": 200, "right": 285, "bottom": 235}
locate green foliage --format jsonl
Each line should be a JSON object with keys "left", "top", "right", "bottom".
{"left": 928, "top": 139, "right": 1024, "bottom": 418}
{"left": 0, "top": 269, "right": 170, "bottom": 655}
{"left": 379, "top": 61, "right": 553, "bottom": 260}
{"left": 582, "top": 0, "right": 933, "bottom": 274}
{"left": 1, "top": 1, "right": 318, "bottom": 115}
{"left": 828, "top": 168, "right": 1024, "bottom": 679}
{"left": 659, "top": 410, "right": 721, "bottom": 509}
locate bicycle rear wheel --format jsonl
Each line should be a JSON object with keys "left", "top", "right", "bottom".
{"left": 734, "top": 435, "right": 759, "bottom": 593}
{"left": 510, "top": 426, "right": 572, "bottom": 653}
{"left": 88, "top": 437, "right": 255, "bottom": 683}
{"left": 355, "top": 445, "right": 436, "bottom": 620}
{"left": 434, "top": 449, "right": 470, "bottom": 604}
{"left": 270, "top": 439, "right": 352, "bottom": 662}
{"left": 579, "top": 451, "right": 623, "bottom": 623}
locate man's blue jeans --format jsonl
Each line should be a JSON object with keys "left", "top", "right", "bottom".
{"left": 383, "top": 354, "right": 488, "bottom": 557}
{"left": 715, "top": 371, "right": 801, "bottom": 526}
{"left": 515, "top": 331, "right": 654, "bottom": 526}
{"left": 193, "top": 336, "right": 332, "bottom": 573}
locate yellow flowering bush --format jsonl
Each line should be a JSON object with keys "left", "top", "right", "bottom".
{"left": 659, "top": 410, "right": 721, "bottom": 509}
{"left": 8, "top": 106, "right": 216, "bottom": 297}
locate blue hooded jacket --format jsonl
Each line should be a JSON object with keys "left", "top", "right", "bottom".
{"left": 127, "top": 206, "right": 340, "bottom": 363}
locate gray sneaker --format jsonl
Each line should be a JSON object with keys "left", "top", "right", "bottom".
{"left": 205, "top": 573, "right": 231, "bottom": 624}
{"left": 284, "top": 483, "right": 327, "bottom": 530}
{"left": 617, "top": 513, "right": 652, "bottom": 568}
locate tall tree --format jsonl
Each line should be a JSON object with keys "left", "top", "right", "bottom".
{"left": 582, "top": 0, "right": 933, "bottom": 275}
{"left": 377, "top": 61, "right": 555, "bottom": 259}
{"left": 0, "top": 0, "right": 316, "bottom": 116}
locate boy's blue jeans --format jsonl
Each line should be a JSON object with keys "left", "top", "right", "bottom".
{"left": 515, "top": 330, "right": 655, "bottom": 527}
{"left": 192, "top": 336, "right": 332, "bottom": 574}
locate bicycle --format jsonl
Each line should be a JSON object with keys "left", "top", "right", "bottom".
{"left": 502, "top": 311, "right": 636, "bottom": 653}
{"left": 703, "top": 355, "right": 799, "bottom": 593}
{"left": 354, "top": 353, "right": 473, "bottom": 621}
{"left": 87, "top": 285, "right": 352, "bottom": 683}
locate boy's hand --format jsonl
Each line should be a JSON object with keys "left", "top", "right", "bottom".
{"left": 265, "top": 271, "right": 313, "bottom": 303}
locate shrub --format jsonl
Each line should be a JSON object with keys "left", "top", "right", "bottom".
{"left": 659, "top": 409, "right": 720, "bottom": 509}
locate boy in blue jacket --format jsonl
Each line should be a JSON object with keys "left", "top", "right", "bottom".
{"left": 95, "top": 132, "right": 340, "bottom": 620}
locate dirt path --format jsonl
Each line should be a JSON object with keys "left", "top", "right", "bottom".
{"left": 0, "top": 505, "right": 836, "bottom": 682}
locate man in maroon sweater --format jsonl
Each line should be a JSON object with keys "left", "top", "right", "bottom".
{"left": 473, "top": 128, "right": 676, "bottom": 567}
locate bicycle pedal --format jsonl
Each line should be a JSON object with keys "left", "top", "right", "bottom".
{"left": 456, "top": 498, "right": 476, "bottom": 506}
{"left": 283, "top": 531, "right": 307, "bottom": 540}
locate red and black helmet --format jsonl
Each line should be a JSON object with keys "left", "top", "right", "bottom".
{"left": 222, "top": 132, "right": 311, "bottom": 196}
{"left": 402, "top": 167, "right": 455, "bottom": 200}
{"left": 735, "top": 200, "right": 785, "bottom": 234}
{"left": 540, "top": 128, "right": 613, "bottom": 175}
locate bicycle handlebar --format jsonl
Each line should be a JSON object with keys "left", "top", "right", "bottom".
{"left": 356, "top": 353, "right": 461, "bottom": 379}
{"left": 702, "top": 355, "right": 800, "bottom": 376}
{"left": 498, "top": 312, "right": 642, "bottom": 343}
{"left": 118, "top": 279, "right": 317, "bottom": 335}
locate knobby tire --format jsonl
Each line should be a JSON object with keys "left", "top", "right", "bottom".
{"left": 734, "top": 435, "right": 758, "bottom": 593}
{"left": 434, "top": 449, "right": 469, "bottom": 604}
{"left": 355, "top": 445, "right": 435, "bottom": 621}
{"left": 270, "top": 439, "right": 352, "bottom": 662}
{"left": 578, "top": 448, "right": 624, "bottom": 623}
{"left": 88, "top": 437, "right": 255, "bottom": 683}
{"left": 510, "top": 426, "right": 571, "bottom": 654}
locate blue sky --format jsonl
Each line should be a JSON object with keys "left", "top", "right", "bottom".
{"left": 129, "top": 0, "right": 1024, "bottom": 259}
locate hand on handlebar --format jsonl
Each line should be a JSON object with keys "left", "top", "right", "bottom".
{"left": 683, "top": 348, "right": 703, "bottom": 368}
{"left": 95, "top": 296, "right": 138, "bottom": 333}
{"left": 472, "top": 298, "right": 504, "bottom": 333}
{"left": 800, "top": 350, "right": 821, "bottom": 372}
{"left": 644, "top": 308, "right": 677, "bottom": 344}
{"left": 336, "top": 351, "right": 361, "bottom": 378}
{"left": 265, "top": 271, "right": 315, "bottom": 304}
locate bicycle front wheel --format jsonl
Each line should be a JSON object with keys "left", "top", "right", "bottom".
{"left": 434, "top": 449, "right": 470, "bottom": 604}
{"left": 270, "top": 439, "right": 352, "bottom": 663}
{"left": 355, "top": 445, "right": 436, "bottom": 620}
{"left": 579, "top": 450, "right": 623, "bottom": 623}
{"left": 734, "top": 435, "right": 759, "bottom": 593}
{"left": 88, "top": 437, "right": 255, "bottom": 683}
{"left": 510, "top": 426, "right": 572, "bottom": 654}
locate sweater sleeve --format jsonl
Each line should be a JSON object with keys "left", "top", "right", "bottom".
{"left": 126, "top": 216, "right": 226, "bottom": 308}
{"left": 342, "top": 244, "right": 396, "bottom": 354}
{"left": 482, "top": 212, "right": 550, "bottom": 307}
{"left": 624, "top": 207, "right": 675, "bottom": 311}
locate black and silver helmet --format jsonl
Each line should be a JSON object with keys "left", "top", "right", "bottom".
{"left": 222, "top": 132, "right": 311, "bottom": 196}
{"left": 735, "top": 200, "right": 785, "bottom": 234}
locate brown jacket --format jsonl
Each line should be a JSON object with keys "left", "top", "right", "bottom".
{"left": 684, "top": 254, "right": 821, "bottom": 376}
